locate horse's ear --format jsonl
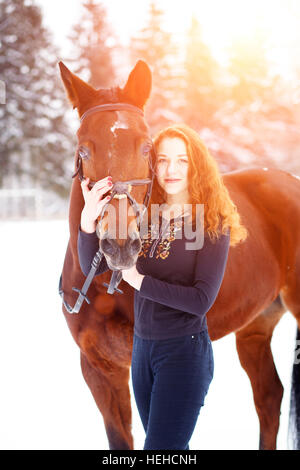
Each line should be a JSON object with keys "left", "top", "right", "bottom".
{"left": 122, "top": 60, "right": 152, "bottom": 109}
{"left": 58, "top": 61, "right": 98, "bottom": 114}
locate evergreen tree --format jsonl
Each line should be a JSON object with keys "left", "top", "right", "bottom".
{"left": 0, "top": 0, "right": 74, "bottom": 196}
{"left": 227, "top": 26, "right": 270, "bottom": 106}
{"left": 67, "top": 0, "right": 116, "bottom": 88}
{"left": 130, "top": 1, "right": 180, "bottom": 131}
{"left": 215, "top": 28, "right": 295, "bottom": 173}
{"left": 183, "top": 16, "right": 221, "bottom": 130}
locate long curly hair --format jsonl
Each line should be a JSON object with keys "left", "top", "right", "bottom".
{"left": 149, "top": 123, "right": 248, "bottom": 247}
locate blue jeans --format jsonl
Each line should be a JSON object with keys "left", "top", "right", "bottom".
{"left": 131, "top": 329, "right": 214, "bottom": 450}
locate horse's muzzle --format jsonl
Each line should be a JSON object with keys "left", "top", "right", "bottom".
{"left": 100, "top": 232, "right": 142, "bottom": 270}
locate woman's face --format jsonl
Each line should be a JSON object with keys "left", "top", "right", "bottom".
{"left": 155, "top": 137, "right": 189, "bottom": 197}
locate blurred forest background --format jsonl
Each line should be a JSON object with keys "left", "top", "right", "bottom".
{"left": 1, "top": 0, "right": 300, "bottom": 219}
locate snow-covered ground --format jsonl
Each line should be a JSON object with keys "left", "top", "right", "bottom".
{"left": 0, "top": 219, "right": 297, "bottom": 450}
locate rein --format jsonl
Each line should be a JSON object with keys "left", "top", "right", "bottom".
{"left": 59, "top": 102, "right": 156, "bottom": 314}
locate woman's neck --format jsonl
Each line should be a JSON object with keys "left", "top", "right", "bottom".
{"left": 165, "top": 188, "right": 189, "bottom": 205}
{"left": 163, "top": 188, "right": 190, "bottom": 218}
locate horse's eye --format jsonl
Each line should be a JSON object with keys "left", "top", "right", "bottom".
{"left": 78, "top": 145, "right": 90, "bottom": 160}
{"left": 141, "top": 142, "right": 152, "bottom": 157}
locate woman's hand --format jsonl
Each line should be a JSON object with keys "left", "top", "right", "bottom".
{"left": 80, "top": 176, "right": 113, "bottom": 233}
{"left": 122, "top": 264, "right": 145, "bottom": 291}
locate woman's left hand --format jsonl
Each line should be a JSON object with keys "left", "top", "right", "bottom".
{"left": 121, "top": 264, "right": 145, "bottom": 290}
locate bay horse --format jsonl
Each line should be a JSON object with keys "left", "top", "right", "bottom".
{"left": 58, "top": 59, "right": 300, "bottom": 450}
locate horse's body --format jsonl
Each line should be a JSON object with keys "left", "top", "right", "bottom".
{"left": 59, "top": 61, "right": 300, "bottom": 450}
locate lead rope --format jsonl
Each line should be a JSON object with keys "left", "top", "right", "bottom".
{"left": 58, "top": 175, "right": 151, "bottom": 314}
{"left": 59, "top": 250, "right": 110, "bottom": 314}
{"left": 58, "top": 188, "right": 124, "bottom": 315}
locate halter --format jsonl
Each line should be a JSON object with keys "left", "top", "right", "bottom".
{"left": 72, "top": 102, "right": 155, "bottom": 231}
{"left": 59, "top": 102, "right": 156, "bottom": 314}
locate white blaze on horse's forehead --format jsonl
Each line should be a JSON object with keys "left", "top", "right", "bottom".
{"left": 110, "top": 112, "right": 130, "bottom": 134}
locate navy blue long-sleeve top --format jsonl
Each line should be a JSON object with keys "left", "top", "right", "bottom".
{"left": 77, "top": 213, "right": 230, "bottom": 340}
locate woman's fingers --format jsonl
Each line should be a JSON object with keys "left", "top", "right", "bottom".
{"left": 79, "top": 175, "right": 113, "bottom": 223}
{"left": 81, "top": 175, "right": 112, "bottom": 191}
{"left": 95, "top": 182, "right": 112, "bottom": 194}
{"left": 92, "top": 176, "right": 112, "bottom": 191}
{"left": 96, "top": 195, "right": 112, "bottom": 217}
{"left": 81, "top": 177, "right": 90, "bottom": 194}
{"left": 93, "top": 179, "right": 113, "bottom": 199}
{"left": 80, "top": 176, "right": 113, "bottom": 220}
{"left": 98, "top": 194, "right": 111, "bottom": 207}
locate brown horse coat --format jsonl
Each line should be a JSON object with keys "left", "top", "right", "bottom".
{"left": 59, "top": 60, "right": 300, "bottom": 450}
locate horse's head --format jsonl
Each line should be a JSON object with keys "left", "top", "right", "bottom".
{"left": 59, "top": 60, "right": 154, "bottom": 271}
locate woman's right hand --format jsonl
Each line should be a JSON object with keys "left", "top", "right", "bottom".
{"left": 80, "top": 176, "right": 113, "bottom": 233}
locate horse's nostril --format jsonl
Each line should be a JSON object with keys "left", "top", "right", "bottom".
{"left": 129, "top": 237, "right": 141, "bottom": 256}
{"left": 101, "top": 238, "right": 117, "bottom": 256}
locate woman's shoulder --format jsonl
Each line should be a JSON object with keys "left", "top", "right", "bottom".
{"left": 201, "top": 227, "right": 230, "bottom": 257}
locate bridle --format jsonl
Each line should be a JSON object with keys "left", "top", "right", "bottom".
{"left": 59, "top": 102, "right": 156, "bottom": 314}
{"left": 72, "top": 102, "right": 155, "bottom": 231}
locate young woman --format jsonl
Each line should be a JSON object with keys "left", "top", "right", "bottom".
{"left": 78, "top": 124, "right": 248, "bottom": 450}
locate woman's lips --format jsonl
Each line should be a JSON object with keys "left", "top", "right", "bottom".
{"left": 164, "top": 179, "right": 181, "bottom": 183}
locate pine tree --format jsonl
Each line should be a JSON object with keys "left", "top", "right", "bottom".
{"left": 227, "top": 26, "right": 270, "bottom": 106}
{"left": 0, "top": 0, "right": 74, "bottom": 197}
{"left": 216, "top": 26, "right": 295, "bottom": 172}
{"left": 130, "top": 1, "right": 180, "bottom": 131}
{"left": 183, "top": 16, "right": 221, "bottom": 130}
{"left": 67, "top": 0, "right": 116, "bottom": 88}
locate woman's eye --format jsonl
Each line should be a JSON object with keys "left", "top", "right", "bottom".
{"left": 78, "top": 146, "right": 90, "bottom": 159}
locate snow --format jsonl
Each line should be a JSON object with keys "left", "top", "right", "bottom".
{"left": 0, "top": 219, "right": 297, "bottom": 450}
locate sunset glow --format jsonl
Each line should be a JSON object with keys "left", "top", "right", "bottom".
{"left": 166, "top": 0, "right": 298, "bottom": 74}
{"left": 39, "top": 0, "right": 299, "bottom": 78}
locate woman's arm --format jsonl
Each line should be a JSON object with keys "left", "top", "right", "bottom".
{"left": 77, "top": 175, "right": 113, "bottom": 277}
{"left": 138, "top": 230, "right": 231, "bottom": 317}
{"left": 77, "top": 225, "right": 109, "bottom": 276}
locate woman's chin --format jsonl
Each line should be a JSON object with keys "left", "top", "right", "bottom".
{"left": 163, "top": 186, "right": 186, "bottom": 196}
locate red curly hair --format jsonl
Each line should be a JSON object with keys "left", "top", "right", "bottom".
{"left": 149, "top": 124, "right": 248, "bottom": 247}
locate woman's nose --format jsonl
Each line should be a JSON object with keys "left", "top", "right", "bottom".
{"left": 166, "top": 160, "right": 177, "bottom": 174}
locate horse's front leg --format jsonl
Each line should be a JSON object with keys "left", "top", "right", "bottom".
{"left": 80, "top": 351, "right": 133, "bottom": 450}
